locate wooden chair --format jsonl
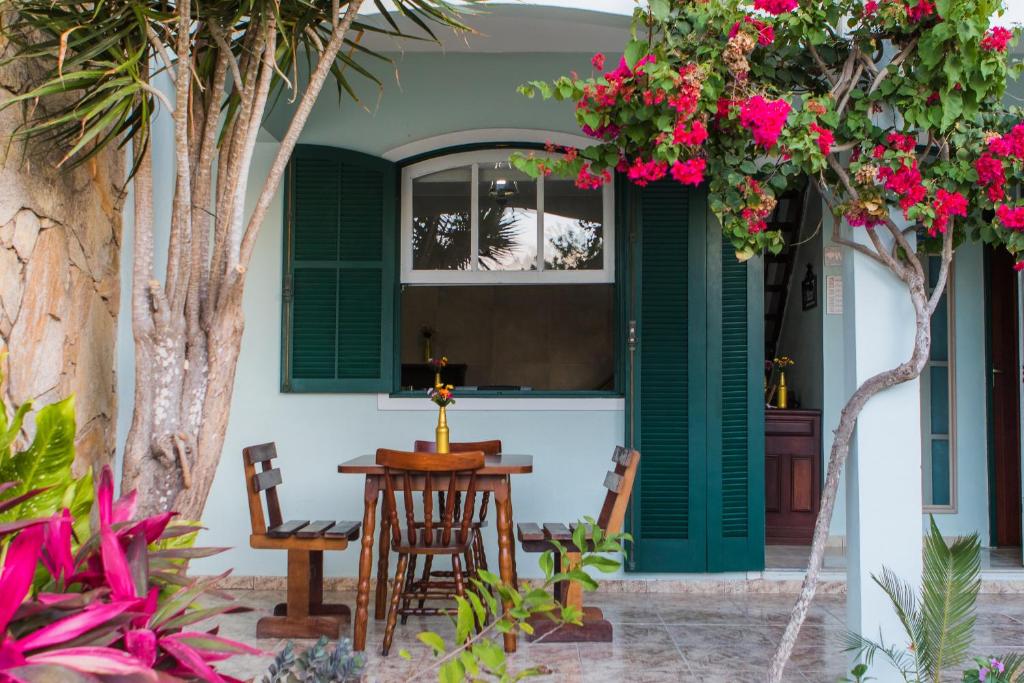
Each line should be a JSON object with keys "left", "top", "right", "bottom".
{"left": 243, "top": 443, "right": 360, "bottom": 639}
{"left": 377, "top": 448, "right": 485, "bottom": 655}
{"left": 515, "top": 445, "right": 640, "bottom": 643}
{"left": 411, "top": 440, "right": 500, "bottom": 593}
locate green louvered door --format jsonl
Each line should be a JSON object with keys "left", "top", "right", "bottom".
{"left": 282, "top": 146, "right": 396, "bottom": 392}
{"left": 627, "top": 181, "right": 764, "bottom": 572}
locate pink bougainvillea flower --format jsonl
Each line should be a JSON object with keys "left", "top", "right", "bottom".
{"left": 928, "top": 189, "right": 968, "bottom": 235}
{"left": 753, "top": 0, "right": 798, "bottom": 15}
{"left": 975, "top": 153, "right": 1007, "bottom": 202}
{"left": 739, "top": 96, "right": 791, "bottom": 149}
{"left": 809, "top": 123, "right": 834, "bottom": 155}
{"left": 997, "top": 204, "right": 1024, "bottom": 230}
{"left": 626, "top": 157, "right": 668, "bottom": 186}
{"left": 673, "top": 120, "right": 708, "bottom": 146}
{"left": 981, "top": 26, "right": 1013, "bottom": 52}
{"left": 575, "top": 162, "right": 611, "bottom": 190}
{"left": 886, "top": 131, "right": 917, "bottom": 152}
{"left": 670, "top": 158, "right": 706, "bottom": 186}
{"left": 591, "top": 52, "right": 606, "bottom": 70}
{"left": 864, "top": 1, "right": 879, "bottom": 15}
{"left": 905, "top": 0, "right": 936, "bottom": 22}
{"left": 729, "top": 16, "right": 775, "bottom": 45}
{"left": 878, "top": 160, "right": 926, "bottom": 214}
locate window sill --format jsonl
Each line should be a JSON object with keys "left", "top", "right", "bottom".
{"left": 377, "top": 393, "right": 625, "bottom": 412}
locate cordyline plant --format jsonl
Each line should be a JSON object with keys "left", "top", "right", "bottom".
{"left": 1, "top": 0, "right": 478, "bottom": 520}
{"left": 512, "top": 0, "right": 1022, "bottom": 680}
{"left": 0, "top": 466, "right": 256, "bottom": 682}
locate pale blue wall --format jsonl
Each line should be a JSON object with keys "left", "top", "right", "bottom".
{"left": 820, "top": 230, "right": 993, "bottom": 542}
{"left": 118, "top": 51, "right": 634, "bottom": 580}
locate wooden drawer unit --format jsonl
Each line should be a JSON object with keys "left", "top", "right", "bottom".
{"left": 765, "top": 409, "right": 822, "bottom": 545}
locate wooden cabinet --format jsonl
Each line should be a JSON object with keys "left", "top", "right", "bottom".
{"left": 765, "top": 409, "right": 821, "bottom": 545}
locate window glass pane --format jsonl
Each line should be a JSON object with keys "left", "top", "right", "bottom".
{"left": 412, "top": 166, "right": 472, "bottom": 270}
{"left": 400, "top": 284, "right": 615, "bottom": 391}
{"left": 544, "top": 178, "right": 605, "bottom": 270}
{"left": 477, "top": 164, "right": 538, "bottom": 271}
{"left": 931, "top": 293, "right": 948, "bottom": 361}
{"left": 929, "top": 365, "right": 949, "bottom": 435}
{"left": 929, "top": 439, "right": 951, "bottom": 507}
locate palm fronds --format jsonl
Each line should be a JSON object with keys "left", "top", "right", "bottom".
{"left": 844, "top": 515, "right": 985, "bottom": 682}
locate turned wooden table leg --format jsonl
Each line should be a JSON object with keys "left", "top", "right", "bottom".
{"left": 375, "top": 498, "right": 391, "bottom": 620}
{"left": 354, "top": 477, "right": 378, "bottom": 652}
{"left": 564, "top": 552, "right": 583, "bottom": 611}
{"left": 493, "top": 479, "right": 517, "bottom": 653}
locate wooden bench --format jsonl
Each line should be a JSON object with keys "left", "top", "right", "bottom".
{"left": 516, "top": 445, "right": 640, "bottom": 643}
{"left": 243, "top": 443, "right": 360, "bottom": 639}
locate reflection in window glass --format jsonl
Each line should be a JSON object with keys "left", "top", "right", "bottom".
{"left": 477, "top": 164, "right": 538, "bottom": 271}
{"left": 412, "top": 166, "right": 471, "bottom": 270}
{"left": 544, "top": 178, "right": 604, "bottom": 271}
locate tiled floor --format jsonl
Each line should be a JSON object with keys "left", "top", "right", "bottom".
{"left": 213, "top": 590, "right": 1024, "bottom": 682}
{"left": 765, "top": 544, "right": 1024, "bottom": 572}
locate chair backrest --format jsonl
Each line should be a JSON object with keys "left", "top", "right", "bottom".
{"left": 376, "top": 448, "right": 485, "bottom": 547}
{"left": 242, "top": 442, "right": 284, "bottom": 534}
{"left": 596, "top": 446, "right": 641, "bottom": 535}
{"left": 412, "top": 439, "right": 502, "bottom": 456}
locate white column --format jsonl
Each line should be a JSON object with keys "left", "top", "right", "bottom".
{"left": 843, "top": 233, "right": 923, "bottom": 682}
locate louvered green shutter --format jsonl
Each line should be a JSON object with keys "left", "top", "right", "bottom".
{"left": 630, "top": 181, "right": 708, "bottom": 572}
{"left": 627, "top": 183, "right": 764, "bottom": 573}
{"left": 282, "top": 145, "right": 396, "bottom": 392}
{"left": 707, "top": 235, "right": 765, "bottom": 571}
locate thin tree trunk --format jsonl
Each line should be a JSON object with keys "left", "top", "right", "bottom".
{"left": 766, "top": 254, "right": 937, "bottom": 682}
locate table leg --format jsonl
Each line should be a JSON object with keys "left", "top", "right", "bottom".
{"left": 354, "top": 477, "right": 378, "bottom": 652}
{"left": 375, "top": 499, "right": 391, "bottom": 620}
{"left": 493, "top": 479, "right": 517, "bottom": 654}
{"left": 504, "top": 479, "right": 519, "bottom": 590}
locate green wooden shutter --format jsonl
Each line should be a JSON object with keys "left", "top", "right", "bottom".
{"left": 707, "top": 234, "right": 765, "bottom": 571}
{"left": 630, "top": 181, "right": 708, "bottom": 572}
{"left": 282, "top": 145, "right": 396, "bottom": 392}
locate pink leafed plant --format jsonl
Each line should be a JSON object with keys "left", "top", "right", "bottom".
{"left": 0, "top": 466, "right": 261, "bottom": 682}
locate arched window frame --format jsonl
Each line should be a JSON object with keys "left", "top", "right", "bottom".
{"left": 400, "top": 149, "right": 615, "bottom": 285}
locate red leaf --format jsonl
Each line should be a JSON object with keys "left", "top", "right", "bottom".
{"left": 157, "top": 637, "right": 222, "bottom": 683}
{"left": 17, "top": 601, "right": 140, "bottom": 652}
{"left": 100, "top": 528, "right": 137, "bottom": 600}
{"left": 0, "top": 527, "right": 44, "bottom": 632}
{"left": 24, "top": 647, "right": 154, "bottom": 678}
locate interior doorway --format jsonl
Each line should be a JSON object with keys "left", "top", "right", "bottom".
{"left": 987, "top": 246, "right": 1022, "bottom": 548}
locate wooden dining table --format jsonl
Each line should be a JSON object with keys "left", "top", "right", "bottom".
{"left": 338, "top": 453, "right": 534, "bottom": 653}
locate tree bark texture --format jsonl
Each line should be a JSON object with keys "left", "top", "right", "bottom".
{"left": 0, "top": 34, "right": 124, "bottom": 473}
{"left": 766, "top": 225, "right": 948, "bottom": 683}
{"left": 120, "top": 1, "right": 366, "bottom": 520}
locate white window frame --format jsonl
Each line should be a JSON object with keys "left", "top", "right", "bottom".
{"left": 921, "top": 259, "right": 957, "bottom": 513}
{"left": 400, "top": 149, "right": 615, "bottom": 284}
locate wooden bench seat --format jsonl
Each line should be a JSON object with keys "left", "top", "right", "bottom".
{"left": 516, "top": 446, "right": 640, "bottom": 643}
{"left": 243, "top": 443, "right": 360, "bottom": 639}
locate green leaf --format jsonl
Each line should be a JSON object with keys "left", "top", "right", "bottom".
{"left": 624, "top": 39, "right": 646, "bottom": 70}
{"left": 0, "top": 396, "right": 78, "bottom": 523}
{"left": 439, "top": 659, "right": 465, "bottom": 683}
{"left": 417, "top": 631, "right": 446, "bottom": 655}
{"left": 649, "top": 0, "right": 670, "bottom": 21}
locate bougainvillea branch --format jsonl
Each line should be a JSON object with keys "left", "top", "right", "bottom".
{"left": 513, "top": 1, "right": 1023, "bottom": 680}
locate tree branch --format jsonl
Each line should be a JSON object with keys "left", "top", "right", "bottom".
{"left": 868, "top": 36, "right": 918, "bottom": 95}
{"left": 236, "top": 0, "right": 368, "bottom": 274}
{"left": 208, "top": 22, "right": 243, "bottom": 90}
{"left": 165, "top": 2, "right": 194, "bottom": 317}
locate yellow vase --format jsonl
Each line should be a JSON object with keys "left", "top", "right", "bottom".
{"left": 777, "top": 371, "right": 789, "bottom": 409}
{"left": 434, "top": 371, "right": 442, "bottom": 388}
{"left": 435, "top": 405, "right": 450, "bottom": 453}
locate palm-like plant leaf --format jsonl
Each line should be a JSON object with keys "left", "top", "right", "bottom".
{"left": 842, "top": 630, "right": 918, "bottom": 682}
{"left": 917, "top": 517, "right": 979, "bottom": 680}
{"left": 2, "top": 0, "right": 482, "bottom": 169}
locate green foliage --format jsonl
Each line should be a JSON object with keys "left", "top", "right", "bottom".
{"left": 511, "top": 0, "right": 1024, "bottom": 263}
{"left": 844, "top": 516, "right": 1016, "bottom": 682}
{"left": 0, "top": 355, "right": 92, "bottom": 540}
{"left": 262, "top": 637, "right": 365, "bottom": 683}
{"left": 0, "top": 0, "right": 480, "bottom": 171}
{"left": 404, "top": 518, "right": 629, "bottom": 682}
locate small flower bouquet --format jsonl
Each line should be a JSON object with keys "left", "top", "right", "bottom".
{"left": 772, "top": 355, "right": 795, "bottom": 370}
{"left": 428, "top": 355, "right": 448, "bottom": 370}
{"left": 429, "top": 383, "right": 456, "bottom": 408}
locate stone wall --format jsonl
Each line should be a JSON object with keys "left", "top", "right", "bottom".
{"left": 0, "top": 39, "right": 124, "bottom": 472}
